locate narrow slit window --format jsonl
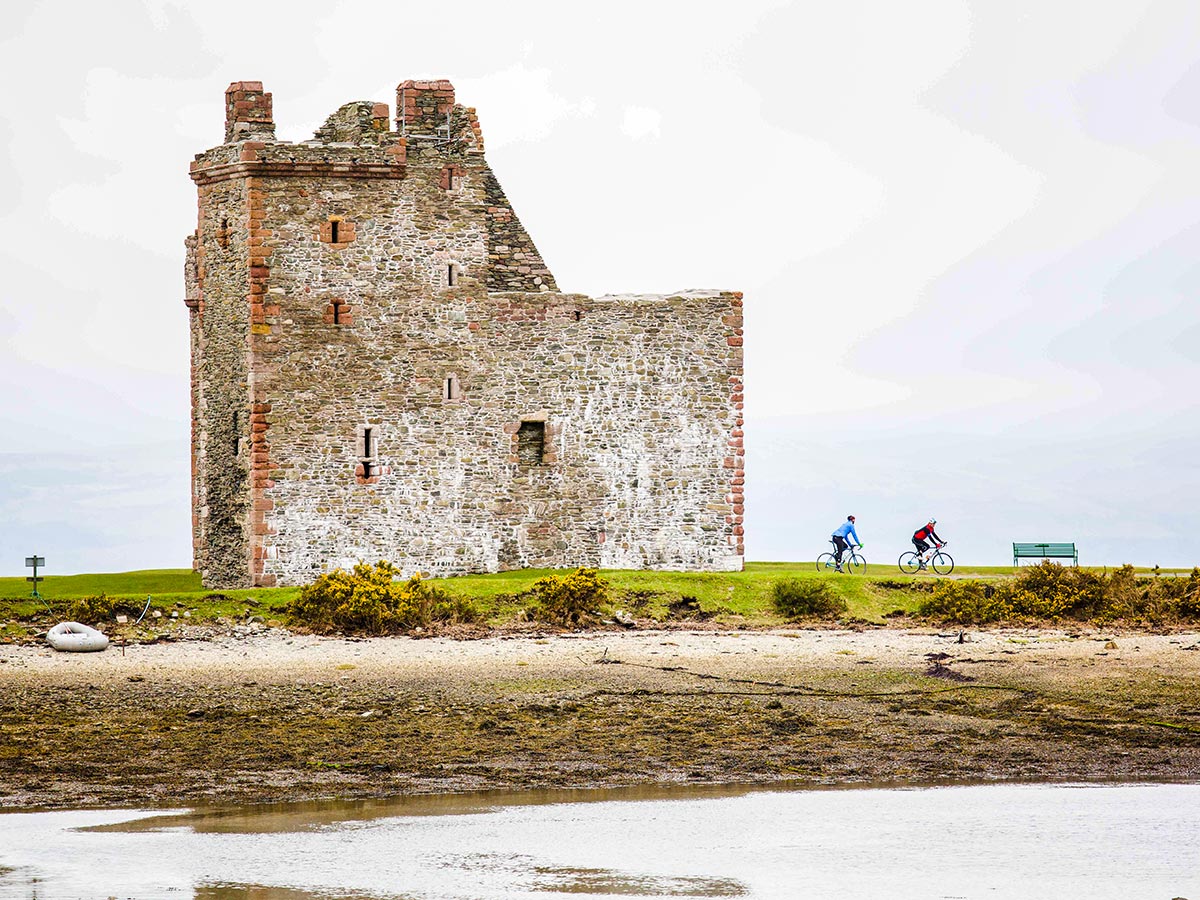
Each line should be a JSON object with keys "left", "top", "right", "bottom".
{"left": 444, "top": 374, "right": 462, "bottom": 401}
{"left": 330, "top": 220, "right": 340, "bottom": 243}
{"left": 517, "top": 421, "right": 545, "bottom": 465}
{"left": 332, "top": 300, "right": 343, "bottom": 325}
{"left": 358, "top": 424, "right": 378, "bottom": 482}
{"left": 573, "top": 310, "right": 582, "bottom": 322}
{"left": 447, "top": 264, "right": 458, "bottom": 287}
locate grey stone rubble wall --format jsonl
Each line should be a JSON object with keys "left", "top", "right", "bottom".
{"left": 191, "top": 178, "right": 253, "bottom": 586}
{"left": 254, "top": 287, "right": 742, "bottom": 583}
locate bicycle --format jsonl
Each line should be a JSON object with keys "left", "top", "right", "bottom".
{"left": 817, "top": 541, "right": 866, "bottom": 574}
{"left": 898, "top": 541, "right": 954, "bottom": 575}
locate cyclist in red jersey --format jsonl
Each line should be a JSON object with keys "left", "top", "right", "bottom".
{"left": 912, "top": 518, "right": 944, "bottom": 558}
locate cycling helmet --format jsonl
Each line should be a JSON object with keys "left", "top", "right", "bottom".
{"left": 929, "top": 518, "right": 937, "bottom": 524}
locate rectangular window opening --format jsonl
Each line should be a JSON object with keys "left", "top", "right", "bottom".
{"left": 517, "top": 421, "right": 545, "bottom": 466}
{"left": 332, "top": 300, "right": 343, "bottom": 325}
{"left": 362, "top": 426, "right": 373, "bottom": 459}
{"left": 330, "top": 220, "right": 340, "bottom": 243}
{"left": 447, "top": 265, "right": 458, "bottom": 287}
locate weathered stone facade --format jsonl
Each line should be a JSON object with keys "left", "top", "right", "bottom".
{"left": 186, "top": 79, "right": 744, "bottom": 588}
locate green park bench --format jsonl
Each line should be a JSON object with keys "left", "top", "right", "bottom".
{"left": 1013, "top": 542, "right": 1078, "bottom": 567}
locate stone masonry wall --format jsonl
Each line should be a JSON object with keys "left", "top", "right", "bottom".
{"left": 190, "top": 177, "right": 253, "bottom": 585}
{"left": 188, "top": 79, "right": 743, "bottom": 587}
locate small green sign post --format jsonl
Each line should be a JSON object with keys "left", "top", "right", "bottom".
{"left": 25, "top": 556, "right": 44, "bottom": 600}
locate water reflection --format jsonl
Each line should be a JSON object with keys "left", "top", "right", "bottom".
{"left": 90, "top": 783, "right": 784, "bottom": 835}
{"left": 197, "top": 887, "right": 397, "bottom": 900}
{"left": 1, "top": 782, "right": 1198, "bottom": 900}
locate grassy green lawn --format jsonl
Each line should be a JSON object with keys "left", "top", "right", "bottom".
{"left": 3, "top": 560, "right": 1185, "bottom": 634}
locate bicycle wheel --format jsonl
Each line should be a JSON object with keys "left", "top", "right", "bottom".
{"left": 816, "top": 553, "right": 838, "bottom": 572}
{"left": 931, "top": 551, "right": 954, "bottom": 575}
{"left": 898, "top": 552, "right": 922, "bottom": 575}
{"left": 846, "top": 553, "right": 866, "bottom": 575}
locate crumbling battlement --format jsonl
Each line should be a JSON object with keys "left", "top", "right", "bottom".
{"left": 186, "top": 79, "right": 743, "bottom": 588}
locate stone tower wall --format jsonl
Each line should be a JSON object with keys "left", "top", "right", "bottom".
{"left": 187, "top": 79, "right": 744, "bottom": 587}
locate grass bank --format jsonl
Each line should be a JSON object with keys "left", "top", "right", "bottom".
{"left": 1, "top": 562, "right": 1194, "bottom": 641}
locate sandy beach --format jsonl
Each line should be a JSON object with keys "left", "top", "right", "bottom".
{"left": 2, "top": 625, "right": 1199, "bottom": 809}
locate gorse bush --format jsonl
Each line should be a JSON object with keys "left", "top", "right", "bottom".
{"left": 68, "top": 594, "right": 142, "bottom": 625}
{"left": 527, "top": 568, "right": 609, "bottom": 627}
{"left": 923, "top": 580, "right": 1013, "bottom": 625}
{"left": 919, "top": 562, "right": 1200, "bottom": 626}
{"left": 772, "top": 578, "right": 846, "bottom": 620}
{"left": 287, "top": 561, "right": 478, "bottom": 634}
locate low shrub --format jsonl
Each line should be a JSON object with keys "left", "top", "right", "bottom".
{"left": 772, "top": 578, "right": 846, "bottom": 620}
{"left": 527, "top": 568, "right": 609, "bottom": 627}
{"left": 1175, "top": 569, "right": 1200, "bottom": 619}
{"left": 287, "top": 561, "right": 478, "bottom": 635}
{"left": 68, "top": 594, "right": 142, "bottom": 625}
{"left": 920, "top": 580, "right": 1013, "bottom": 625}
{"left": 919, "top": 562, "right": 1200, "bottom": 626}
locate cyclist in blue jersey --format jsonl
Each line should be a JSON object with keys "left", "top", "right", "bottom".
{"left": 830, "top": 515, "right": 861, "bottom": 572}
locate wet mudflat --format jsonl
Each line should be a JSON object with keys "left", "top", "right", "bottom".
{"left": 2, "top": 628, "right": 1200, "bottom": 809}
{"left": 1, "top": 781, "right": 1197, "bottom": 899}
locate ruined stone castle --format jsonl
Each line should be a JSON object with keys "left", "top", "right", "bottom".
{"left": 185, "top": 79, "right": 744, "bottom": 588}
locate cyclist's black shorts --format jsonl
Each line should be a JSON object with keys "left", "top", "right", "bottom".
{"left": 913, "top": 538, "right": 930, "bottom": 554}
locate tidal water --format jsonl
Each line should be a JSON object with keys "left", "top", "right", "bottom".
{"left": 0, "top": 782, "right": 1196, "bottom": 900}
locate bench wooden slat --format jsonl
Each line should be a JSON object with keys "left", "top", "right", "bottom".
{"left": 1013, "top": 542, "right": 1078, "bottom": 566}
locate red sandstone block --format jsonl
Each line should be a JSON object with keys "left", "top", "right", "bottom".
{"left": 258, "top": 575, "right": 277, "bottom": 587}
{"left": 250, "top": 266, "right": 270, "bottom": 278}
{"left": 253, "top": 498, "right": 274, "bottom": 510}
{"left": 727, "top": 337, "right": 743, "bottom": 347}
{"left": 253, "top": 523, "right": 270, "bottom": 535}
{"left": 723, "top": 457, "right": 735, "bottom": 468}
{"left": 252, "top": 402, "right": 272, "bottom": 413}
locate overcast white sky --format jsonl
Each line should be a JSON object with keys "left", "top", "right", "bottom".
{"left": 2, "top": 0, "right": 1198, "bottom": 574}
